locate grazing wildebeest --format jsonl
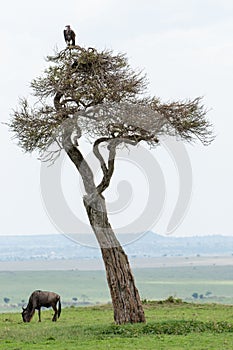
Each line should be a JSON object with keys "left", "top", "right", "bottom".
{"left": 22, "top": 290, "right": 61, "bottom": 322}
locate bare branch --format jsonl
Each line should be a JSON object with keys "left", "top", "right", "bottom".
{"left": 96, "top": 139, "right": 119, "bottom": 194}
{"left": 93, "top": 138, "right": 109, "bottom": 176}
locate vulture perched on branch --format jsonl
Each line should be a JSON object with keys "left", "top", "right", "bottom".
{"left": 63, "top": 25, "right": 76, "bottom": 46}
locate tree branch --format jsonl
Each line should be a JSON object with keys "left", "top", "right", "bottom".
{"left": 95, "top": 137, "right": 135, "bottom": 194}
{"left": 67, "top": 146, "right": 96, "bottom": 194}
{"left": 93, "top": 138, "right": 109, "bottom": 177}
{"left": 96, "top": 140, "right": 118, "bottom": 194}
{"left": 54, "top": 92, "right": 63, "bottom": 110}
{"left": 62, "top": 128, "right": 96, "bottom": 194}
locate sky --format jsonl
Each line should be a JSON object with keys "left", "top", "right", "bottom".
{"left": 0, "top": 0, "right": 233, "bottom": 239}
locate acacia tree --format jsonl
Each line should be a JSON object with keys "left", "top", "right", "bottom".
{"left": 9, "top": 46, "right": 213, "bottom": 324}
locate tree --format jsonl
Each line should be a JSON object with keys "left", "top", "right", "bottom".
{"left": 192, "top": 292, "right": 199, "bottom": 299}
{"left": 8, "top": 46, "right": 214, "bottom": 324}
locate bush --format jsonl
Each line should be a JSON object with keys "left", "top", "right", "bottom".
{"left": 192, "top": 293, "right": 199, "bottom": 299}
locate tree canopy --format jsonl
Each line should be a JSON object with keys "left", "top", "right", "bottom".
{"left": 9, "top": 46, "right": 214, "bottom": 161}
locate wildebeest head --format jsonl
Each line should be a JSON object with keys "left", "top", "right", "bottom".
{"left": 21, "top": 307, "right": 33, "bottom": 322}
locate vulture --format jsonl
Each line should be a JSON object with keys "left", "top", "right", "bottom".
{"left": 64, "top": 25, "right": 76, "bottom": 46}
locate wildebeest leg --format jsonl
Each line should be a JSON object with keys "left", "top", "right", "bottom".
{"left": 52, "top": 304, "right": 58, "bottom": 322}
{"left": 38, "top": 308, "right": 41, "bottom": 322}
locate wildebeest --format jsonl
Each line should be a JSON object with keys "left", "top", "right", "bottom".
{"left": 22, "top": 290, "right": 61, "bottom": 322}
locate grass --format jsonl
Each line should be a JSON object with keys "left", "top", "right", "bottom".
{"left": 1, "top": 265, "right": 233, "bottom": 348}
{"left": 1, "top": 265, "right": 233, "bottom": 312}
{"left": 1, "top": 302, "right": 233, "bottom": 349}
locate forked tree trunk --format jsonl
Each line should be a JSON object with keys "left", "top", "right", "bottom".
{"left": 83, "top": 193, "right": 146, "bottom": 324}
{"left": 64, "top": 142, "right": 145, "bottom": 324}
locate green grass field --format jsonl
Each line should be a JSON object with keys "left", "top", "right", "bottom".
{"left": 1, "top": 265, "right": 233, "bottom": 312}
{"left": 1, "top": 302, "right": 233, "bottom": 349}
{"left": 1, "top": 265, "right": 233, "bottom": 349}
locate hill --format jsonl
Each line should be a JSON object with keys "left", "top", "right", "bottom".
{"left": 0, "top": 232, "right": 233, "bottom": 262}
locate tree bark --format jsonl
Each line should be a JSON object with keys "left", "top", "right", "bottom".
{"left": 83, "top": 193, "right": 146, "bottom": 324}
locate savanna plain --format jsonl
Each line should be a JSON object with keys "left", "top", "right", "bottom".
{"left": 0, "top": 264, "right": 233, "bottom": 349}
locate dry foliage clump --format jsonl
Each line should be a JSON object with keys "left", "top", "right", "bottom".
{"left": 8, "top": 46, "right": 214, "bottom": 158}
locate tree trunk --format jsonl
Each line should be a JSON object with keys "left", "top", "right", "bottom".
{"left": 83, "top": 193, "right": 146, "bottom": 324}
{"left": 64, "top": 143, "right": 145, "bottom": 324}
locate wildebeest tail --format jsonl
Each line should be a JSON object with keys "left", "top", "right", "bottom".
{"left": 58, "top": 297, "right": 61, "bottom": 318}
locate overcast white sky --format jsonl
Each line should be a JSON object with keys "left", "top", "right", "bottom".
{"left": 0, "top": 0, "right": 233, "bottom": 238}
